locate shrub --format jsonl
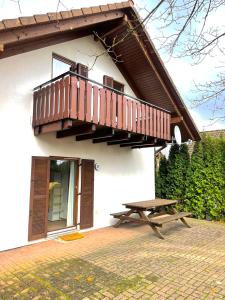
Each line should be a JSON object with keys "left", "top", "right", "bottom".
{"left": 155, "top": 134, "right": 225, "bottom": 221}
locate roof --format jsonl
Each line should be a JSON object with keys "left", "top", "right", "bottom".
{"left": 0, "top": 0, "right": 200, "bottom": 141}
{"left": 188, "top": 129, "right": 225, "bottom": 154}
{"left": 201, "top": 129, "right": 225, "bottom": 138}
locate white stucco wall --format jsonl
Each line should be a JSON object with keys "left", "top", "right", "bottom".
{"left": 0, "top": 36, "right": 155, "bottom": 251}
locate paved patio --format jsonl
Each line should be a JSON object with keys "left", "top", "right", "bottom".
{"left": 1, "top": 218, "right": 225, "bottom": 300}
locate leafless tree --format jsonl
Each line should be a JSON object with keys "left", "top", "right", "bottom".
{"left": 137, "top": 0, "right": 225, "bottom": 121}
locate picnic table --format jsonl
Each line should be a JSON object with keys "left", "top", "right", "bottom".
{"left": 111, "top": 199, "right": 191, "bottom": 239}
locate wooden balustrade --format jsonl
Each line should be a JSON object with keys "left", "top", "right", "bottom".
{"left": 33, "top": 75, "right": 171, "bottom": 141}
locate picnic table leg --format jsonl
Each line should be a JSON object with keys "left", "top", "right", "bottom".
{"left": 170, "top": 207, "right": 191, "bottom": 228}
{"left": 180, "top": 217, "right": 191, "bottom": 228}
{"left": 113, "top": 209, "right": 135, "bottom": 228}
{"left": 149, "top": 224, "right": 165, "bottom": 240}
{"left": 138, "top": 211, "right": 165, "bottom": 240}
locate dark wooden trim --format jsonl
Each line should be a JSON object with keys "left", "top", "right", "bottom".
{"left": 107, "top": 134, "right": 144, "bottom": 145}
{"left": 37, "top": 121, "right": 63, "bottom": 134}
{"left": 131, "top": 141, "right": 166, "bottom": 149}
{"left": 63, "top": 119, "right": 73, "bottom": 129}
{"left": 0, "top": 11, "right": 124, "bottom": 46}
{"left": 100, "top": 19, "right": 126, "bottom": 39}
{"left": 49, "top": 156, "right": 80, "bottom": 161}
{"left": 52, "top": 52, "right": 76, "bottom": 67}
{"left": 113, "top": 79, "right": 124, "bottom": 93}
{"left": 76, "top": 128, "right": 114, "bottom": 141}
{"left": 0, "top": 30, "right": 90, "bottom": 59}
{"left": 56, "top": 124, "right": 97, "bottom": 138}
{"left": 171, "top": 116, "right": 183, "bottom": 124}
{"left": 120, "top": 137, "right": 157, "bottom": 147}
{"left": 74, "top": 159, "right": 80, "bottom": 226}
{"left": 93, "top": 132, "right": 131, "bottom": 143}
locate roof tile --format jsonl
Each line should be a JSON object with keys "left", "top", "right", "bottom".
{"left": 100, "top": 5, "right": 110, "bottom": 12}
{"left": 115, "top": 3, "right": 124, "bottom": 9}
{"left": 2, "top": 18, "right": 21, "bottom": 29}
{"left": 47, "top": 12, "right": 62, "bottom": 21}
{"left": 34, "top": 14, "right": 49, "bottom": 23}
{"left": 0, "top": 21, "right": 5, "bottom": 31}
{"left": 122, "top": 1, "right": 133, "bottom": 7}
{"left": 60, "top": 10, "right": 73, "bottom": 19}
{"left": 71, "top": 9, "right": 83, "bottom": 17}
{"left": 91, "top": 6, "right": 101, "bottom": 14}
{"left": 19, "top": 16, "right": 36, "bottom": 26}
{"left": 82, "top": 7, "right": 93, "bottom": 15}
{"left": 108, "top": 3, "right": 117, "bottom": 10}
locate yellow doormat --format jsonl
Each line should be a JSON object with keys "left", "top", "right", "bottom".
{"left": 58, "top": 232, "right": 84, "bottom": 242}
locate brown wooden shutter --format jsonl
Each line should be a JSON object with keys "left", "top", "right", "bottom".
{"left": 77, "top": 63, "right": 89, "bottom": 78}
{"left": 80, "top": 159, "right": 94, "bottom": 229}
{"left": 103, "top": 75, "right": 114, "bottom": 87}
{"left": 28, "top": 157, "right": 49, "bottom": 241}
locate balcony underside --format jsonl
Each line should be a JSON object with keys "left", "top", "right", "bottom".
{"left": 33, "top": 73, "right": 171, "bottom": 149}
{"left": 34, "top": 119, "right": 167, "bottom": 149}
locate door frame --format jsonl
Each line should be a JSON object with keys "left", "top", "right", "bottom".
{"left": 48, "top": 156, "right": 80, "bottom": 232}
{"left": 28, "top": 155, "right": 95, "bottom": 241}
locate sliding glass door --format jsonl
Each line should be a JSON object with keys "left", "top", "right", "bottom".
{"left": 48, "top": 159, "right": 78, "bottom": 232}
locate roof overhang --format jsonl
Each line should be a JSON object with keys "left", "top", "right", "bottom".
{"left": 0, "top": 0, "right": 200, "bottom": 141}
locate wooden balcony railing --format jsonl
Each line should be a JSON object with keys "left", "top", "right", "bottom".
{"left": 33, "top": 71, "right": 171, "bottom": 141}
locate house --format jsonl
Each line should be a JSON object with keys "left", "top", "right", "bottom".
{"left": 0, "top": 1, "right": 200, "bottom": 251}
{"left": 187, "top": 129, "right": 225, "bottom": 155}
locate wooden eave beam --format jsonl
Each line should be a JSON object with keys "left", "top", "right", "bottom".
{"left": 99, "top": 18, "right": 126, "bottom": 39}
{"left": 0, "top": 11, "right": 124, "bottom": 46}
{"left": 93, "top": 132, "right": 131, "bottom": 143}
{"left": 170, "top": 116, "right": 183, "bottom": 124}
{"left": 56, "top": 124, "right": 96, "bottom": 138}
{"left": 76, "top": 128, "right": 114, "bottom": 141}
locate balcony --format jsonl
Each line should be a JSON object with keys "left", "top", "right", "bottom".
{"left": 33, "top": 72, "right": 171, "bottom": 148}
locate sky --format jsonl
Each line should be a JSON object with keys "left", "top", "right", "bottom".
{"left": 0, "top": 0, "right": 225, "bottom": 132}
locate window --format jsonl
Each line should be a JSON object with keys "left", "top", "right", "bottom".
{"left": 77, "top": 63, "right": 89, "bottom": 78}
{"left": 52, "top": 53, "right": 76, "bottom": 78}
{"left": 52, "top": 53, "right": 89, "bottom": 79}
{"left": 103, "top": 75, "right": 124, "bottom": 92}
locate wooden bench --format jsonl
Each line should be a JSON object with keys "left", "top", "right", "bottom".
{"left": 150, "top": 212, "right": 192, "bottom": 228}
{"left": 110, "top": 210, "right": 138, "bottom": 228}
{"left": 110, "top": 211, "right": 130, "bottom": 217}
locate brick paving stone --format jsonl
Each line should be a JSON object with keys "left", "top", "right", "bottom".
{"left": 0, "top": 219, "right": 225, "bottom": 299}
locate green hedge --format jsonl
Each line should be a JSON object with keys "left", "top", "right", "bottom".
{"left": 155, "top": 135, "right": 225, "bottom": 221}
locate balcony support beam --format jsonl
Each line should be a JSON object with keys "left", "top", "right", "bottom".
{"left": 131, "top": 141, "right": 167, "bottom": 149}
{"left": 76, "top": 128, "right": 114, "bottom": 141}
{"left": 56, "top": 123, "right": 96, "bottom": 138}
{"left": 93, "top": 132, "right": 131, "bottom": 144}
{"left": 34, "top": 121, "right": 63, "bottom": 136}
{"left": 120, "top": 137, "right": 157, "bottom": 148}
{"left": 108, "top": 134, "right": 145, "bottom": 146}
